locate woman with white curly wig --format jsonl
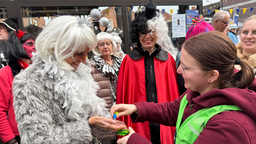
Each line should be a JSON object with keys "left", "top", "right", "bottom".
{"left": 12, "top": 15, "right": 126, "bottom": 144}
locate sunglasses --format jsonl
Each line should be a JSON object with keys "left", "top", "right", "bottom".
{"left": 23, "top": 42, "right": 35, "bottom": 47}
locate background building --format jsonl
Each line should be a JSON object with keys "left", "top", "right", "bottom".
{"left": 0, "top": 0, "right": 203, "bottom": 53}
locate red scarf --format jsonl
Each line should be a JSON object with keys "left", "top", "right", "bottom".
{"left": 17, "top": 60, "right": 29, "bottom": 69}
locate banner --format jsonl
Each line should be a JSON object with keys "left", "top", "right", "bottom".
{"left": 115, "top": 8, "right": 118, "bottom": 14}
{"left": 172, "top": 14, "right": 186, "bottom": 38}
{"left": 233, "top": 14, "right": 239, "bottom": 26}
{"left": 250, "top": 7, "right": 254, "bottom": 13}
{"left": 186, "top": 10, "right": 199, "bottom": 32}
{"left": 170, "top": 9, "right": 173, "bottom": 15}
{"left": 208, "top": 9, "right": 211, "bottom": 15}
{"left": 243, "top": 8, "right": 247, "bottom": 14}
{"left": 229, "top": 9, "right": 233, "bottom": 15}
{"left": 46, "top": 13, "right": 50, "bottom": 19}
{"left": 162, "top": 9, "right": 165, "bottom": 14}
{"left": 37, "top": 12, "right": 40, "bottom": 18}
{"left": 236, "top": 8, "right": 240, "bottom": 14}
{"left": 26, "top": 9, "right": 30, "bottom": 16}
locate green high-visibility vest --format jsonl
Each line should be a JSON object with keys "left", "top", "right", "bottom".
{"left": 175, "top": 94, "right": 242, "bottom": 144}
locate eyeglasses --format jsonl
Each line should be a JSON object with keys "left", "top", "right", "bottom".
{"left": 139, "top": 30, "right": 155, "bottom": 38}
{"left": 98, "top": 42, "right": 112, "bottom": 47}
{"left": 23, "top": 42, "right": 34, "bottom": 47}
{"left": 180, "top": 63, "right": 200, "bottom": 74}
{"left": 218, "top": 19, "right": 229, "bottom": 25}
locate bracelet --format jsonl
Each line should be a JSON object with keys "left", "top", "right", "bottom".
{"left": 88, "top": 117, "right": 92, "bottom": 127}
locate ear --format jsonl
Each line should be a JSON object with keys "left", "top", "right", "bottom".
{"left": 208, "top": 70, "right": 219, "bottom": 83}
{"left": 214, "top": 19, "right": 219, "bottom": 24}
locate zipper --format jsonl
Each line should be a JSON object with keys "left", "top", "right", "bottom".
{"left": 189, "top": 103, "right": 193, "bottom": 112}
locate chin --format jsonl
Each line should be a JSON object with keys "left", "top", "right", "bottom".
{"left": 184, "top": 83, "right": 189, "bottom": 90}
{"left": 243, "top": 46, "right": 256, "bottom": 50}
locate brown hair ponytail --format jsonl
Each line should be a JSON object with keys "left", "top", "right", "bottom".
{"left": 184, "top": 31, "right": 254, "bottom": 89}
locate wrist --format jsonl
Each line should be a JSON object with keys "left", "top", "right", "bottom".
{"left": 7, "top": 138, "right": 17, "bottom": 144}
{"left": 89, "top": 116, "right": 97, "bottom": 126}
{"left": 133, "top": 104, "right": 138, "bottom": 114}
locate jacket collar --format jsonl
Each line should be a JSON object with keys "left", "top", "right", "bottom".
{"left": 129, "top": 44, "right": 168, "bottom": 61}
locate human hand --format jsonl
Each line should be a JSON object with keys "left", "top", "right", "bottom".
{"left": 89, "top": 116, "right": 127, "bottom": 132}
{"left": 110, "top": 104, "right": 138, "bottom": 118}
{"left": 117, "top": 127, "right": 135, "bottom": 144}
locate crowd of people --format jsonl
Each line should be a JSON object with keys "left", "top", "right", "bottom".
{"left": 0, "top": 2, "right": 256, "bottom": 144}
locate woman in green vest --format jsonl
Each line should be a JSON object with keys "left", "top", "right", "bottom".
{"left": 111, "top": 31, "right": 256, "bottom": 144}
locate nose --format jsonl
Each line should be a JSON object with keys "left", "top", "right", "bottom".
{"left": 246, "top": 32, "right": 253, "bottom": 38}
{"left": 32, "top": 45, "right": 35, "bottom": 50}
{"left": 144, "top": 33, "right": 151, "bottom": 38}
{"left": 103, "top": 43, "right": 109, "bottom": 48}
{"left": 79, "top": 53, "right": 87, "bottom": 63}
{"left": 177, "top": 64, "right": 183, "bottom": 74}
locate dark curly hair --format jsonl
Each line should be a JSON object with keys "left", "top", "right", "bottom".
{"left": 129, "top": 11, "right": 150, "bottom": 48}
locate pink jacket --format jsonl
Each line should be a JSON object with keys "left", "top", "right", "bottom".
{"left": 0, "top": 66, "right": 19, "bottom": 143}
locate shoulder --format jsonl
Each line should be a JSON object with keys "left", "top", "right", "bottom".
{"left": 0, "top": 65, "right": 12, "bottom": 77}
{"left": 13, "top": 58, "right": 48, "bottom": 95}
{"left": 206, "top": 111, "right": 256, "bottom": 141}
{"left": 0, "top": 66, "right": 13, "bottom": 86}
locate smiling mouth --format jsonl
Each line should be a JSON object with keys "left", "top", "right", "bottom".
{"left": 244, "top": 41, "right": 255, "bottom": 44}
{"left": 72, "top": 62, "right": 80, "bottom": 67}
{"left": 144, "top": 40, "right": 152, "bottom": 43}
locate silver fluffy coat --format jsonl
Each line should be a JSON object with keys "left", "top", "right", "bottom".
{"left": 13, "top": 54, "right": 111, "bottom": 144}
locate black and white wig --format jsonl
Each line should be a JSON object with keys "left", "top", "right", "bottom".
{"left": 129, "top": 4, "right": 177, "bottom": 58}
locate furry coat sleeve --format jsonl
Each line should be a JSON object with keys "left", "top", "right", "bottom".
{"left": 12, "top": 55, "right": 113, "bottom": 144}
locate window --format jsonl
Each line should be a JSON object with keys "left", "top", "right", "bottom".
{"left": 0, "top": 7, "right": 7, "bottom": 21}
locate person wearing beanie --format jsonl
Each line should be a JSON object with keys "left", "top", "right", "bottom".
{"left": 228, "top": 22, "right": 239, "bottom": 44}
{"left": 115, "top": 2, "right": 179, "bottom": 144}
{"left": 0, "top": 17, "right": 19, "bottom": 68}
{"left": 0, "top": 17, "right": 19, "bottom": 43}
{"left": 0, "top": 30, "right": 34, "bottom": 144}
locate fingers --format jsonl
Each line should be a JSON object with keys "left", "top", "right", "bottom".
{"left": 116, "top": 111, "right": 127, "bottom": 118}
{"left": 110, "top": 104, "right": 126, "bottom": 117}
{"left": 106, "top": 123, "right": 126, "bottom": 132}
{"left": 128, "top": 127, "right": 135, "bottom": 133}
{"left": 110, "top": 105, "right": 117, "bottom": 117}
{"left": 116, "top": 127, "right": 134, "bottom": 144}
{"left": 117, "top": 136, "right": 126, "bottom": 144}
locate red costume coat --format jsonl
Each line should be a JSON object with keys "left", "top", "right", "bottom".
{"left": 116, "top": 48, "right": 179, "bottom": 144}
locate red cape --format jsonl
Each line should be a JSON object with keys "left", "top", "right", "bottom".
{"left": 116, "top": 53, "right": 179, "bottom": 144}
